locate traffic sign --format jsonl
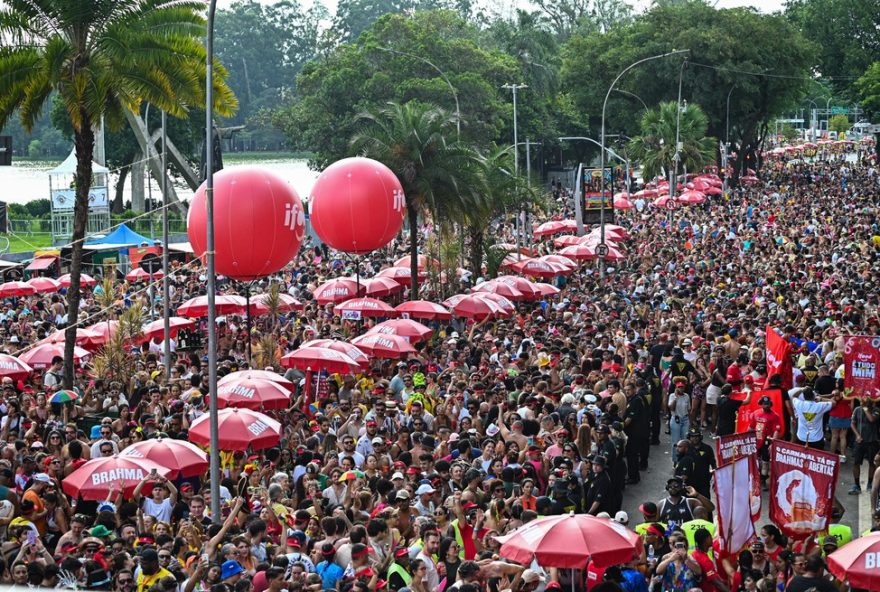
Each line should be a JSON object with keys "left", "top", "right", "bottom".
{"left": 831, "top": 107, "right": 849, "bottom": 115}
{"left": 595, "top": 243, "right": 609, "bottom": 257}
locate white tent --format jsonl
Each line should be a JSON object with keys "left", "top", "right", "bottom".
{"left": 49, "top": 149, "right": 109, "bottom": 176}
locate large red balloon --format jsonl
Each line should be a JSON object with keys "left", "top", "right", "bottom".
{"left": 309, "top": 157, "right": 405, "bottom": 254}
{"left": 188, "top": 167, "right": 305, "bottom": 281}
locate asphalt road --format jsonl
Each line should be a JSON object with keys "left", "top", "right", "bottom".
{"left": 617, "top": 425, "right": 870, "bottom": 538}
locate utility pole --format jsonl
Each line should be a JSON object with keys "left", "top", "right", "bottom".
{"left": 502, "top": 83, "right": 528, "bottom": 260}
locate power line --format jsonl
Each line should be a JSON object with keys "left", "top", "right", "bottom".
{"left": 687, "top": 61, "right": 859, "bottom": 81}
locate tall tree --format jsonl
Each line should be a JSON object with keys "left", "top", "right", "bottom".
{"left": 0, "top": 0, "right": 236, "bottom": 387}
{"left": 350, "top": 102, "right": 487, "bottom": 298}
{"left": 628, "top": 101, "right": 716, "bottom": 181}
{"left": 562, "top": 2, "right": 814, "bottom": 177}
{"left": 532, "top": 0, "right": 633, "bottom": 38}
{"left": 856, "top": 62, "right": 880, "bottom": 118}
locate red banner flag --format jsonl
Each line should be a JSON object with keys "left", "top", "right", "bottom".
{"left": 716, "top": 432, "right": 762, "bottom": 524}
{"left": 714, "top": 456, "right": 756, "bottom": 553}
{"left": 769, "top": 440, "right": 840, "bottom": 540}
{"left": 733, "top": 389, "right": 787, "bottom": 438}
{"left": 844, "top": 336, "right": 880, "bottom": 400}
{"left": 766, "top": 325, "right": 793, "bottom": 390}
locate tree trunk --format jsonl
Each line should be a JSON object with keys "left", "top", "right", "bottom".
{"left": 407, "top": 201, "right": 419, "bottom": 300}
{"left": 468, "top": 223, "right": 483, "bottom": 280}
{"left": 65, "top": 114, "right": 94, "bottom": 389}
{"left": 112, "top": 165, "right": 129, "bottom": 214}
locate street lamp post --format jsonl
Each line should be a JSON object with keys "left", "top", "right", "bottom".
{"left": 206, "top": 0, "right": 221, "bottom": 523}
{"left": 376, "top": 47, "right": 460, "bottom": 138}
{"left": 161, "top": 110, "right": 171, "bottom": 371}
{"left": 600, "top": 49, "right": 688, "bottom": 279}
{"left": 723, "top": 84, "right": 735, "bottom": 196}
{"left": 613, "top": 89, "right": 649, "bottom": 113}
{"left": 503, "top": 83, "right": 528, "bottom": 259}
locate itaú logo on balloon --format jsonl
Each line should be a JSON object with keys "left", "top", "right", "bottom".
{"left": 284, "top": 203, "right": 306, "bottom": 238}
{"left": 248, "top": 420, "right": 270, "bottom": 436}
{"left": 91, "top": 468, "right": 146, "bottom": 485}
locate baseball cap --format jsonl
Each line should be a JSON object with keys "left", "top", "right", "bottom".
{"left": 415, "top": 484, "right": 435, "bottom": 496}
{"left": 391, "top": 472, "right": 404, "bottom": 481}
{"left": 32, "top": 473, "right": 53, "bottom": 484}
{"left": 522, "top": 569, "right": 545, "bottom": 584}
{"left": 614, "top": 511, "right": 629, "bottom": 525}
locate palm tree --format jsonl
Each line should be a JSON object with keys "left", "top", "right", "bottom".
{"left": 464, "top": 144, "right": 545, "bottom": 278}
{"left": 628, "top": 101, "right": 716, "bottom": 182}
{"left": 351, "top": 101, "right": 487, "bottom": 299}
{"left": 0, "top": 0, "right": 236, "bottom": 387}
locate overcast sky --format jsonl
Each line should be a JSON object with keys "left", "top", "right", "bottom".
{"left": 216, "top": 0, "right": 787, "bottom": 16}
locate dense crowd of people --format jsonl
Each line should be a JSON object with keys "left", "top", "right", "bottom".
{"left": 0, "top": 143, "right": 878, "bottom": 592}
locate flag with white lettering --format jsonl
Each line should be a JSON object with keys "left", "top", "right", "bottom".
{"left": 733, "top": 389, "right": 786, "bottom": 438}
{"left": 714, "top": 456, "right": 756, "bottom": 553}
{"left": 766, "top": 326, "right": 793, "bottom": 390}
{"left": 715, "top": 432, "right": 761, "bottom": 523}
{"left": 844, "top": 336, "right": 880, "bottom": 400}
{"left": 769, "top": 440, "right": 839, "bottom": 540}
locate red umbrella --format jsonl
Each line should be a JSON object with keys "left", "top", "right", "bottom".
{"left": 443, "top": 294, "right": 504, "bottom": 320}
{"left": 393, "top": 255, "right": 439, "bottom": 270}
{"left": 221, "top": 370, "right": 294, "bottom": 392}
{"left": 126, "top": 268, "right": 163, "bottom": 282}
{"left": 827, "top": 532, "right": 880, "bottom": 589}
{"left": 740, "top": 175, "right": 760, "bottom": 184}
{"left": 334, "top": 297, "right": 397, "bottom": 318}
{"left": 497, "top": 243, "right": 533, "bottom": 256}
{"left": 313, "top": 278, "right": 365, "bottom": 305}
{"left": 495, "top": 276, "right": 543, "bottom": 300}
{"left": 176, "top": 295, "right": 246, "bottom": 317}
{"left": 588, "top": 224, "right": 629, "bottom": 240}
{"left": 652, "top": 195, "right": 674, "bottom": 208}
{"left": 633, "top": 188, "right": 658, "bottom": 198}
{"left": 394, "top": 300, "right": 452, "bottom": 321}
{"left": 602, "top": 245, "right": 627, "bottom": 262}
{"left": 19, "top": 342, "right": 91, "bottom": 369}
{"left": 119, "top": 438, "right": 208, "bottom": 479}
{"left": 495, "top": 513, "right": 642, "bottom": 569}
{"left": 350, "top": 333, "right": 417, "bottom": 359}
{"left": 86, "top": 321, "right": 121, "bottom": 346}
{"left": 552, "top": 235, "right": 583, "bottom": 248}
{"left": 217, "top": 376, "right": 291, "bottom": 410}
{"left": 42, "top": 328, "right": 103, "bottom": 348}
{"left": 537, "top": 254, "right": 577, "bottom": 270}
{"left": 0, "top": 354, "right": 32, "bottom": 379}
{"left": 532, "top": 282, "right": 561, "bottom": 296}
{"left": 376, "top": 266, "right": 427, "bottom": 284}
{"left": 475, "top": 292, "right": 515, "bottom": 316}
{"left": 368, "top": 319, "right": 433, "bottom": 343}
{"left": 280, "top": 347, "right": 363, "bottom": 373}
{"left": 58, "top": 273, "right": 97, "bottom": 288}
{"left": 62, "top": 455, "right": 173, "bottom": 501}
{"left": 26, "top": 277, "right": 60, "bottom": 293}
{"left": 677, "top": 190, "right": 706, "bottom": 204}
{"left": 558, "top": 244, "right": 598, "bottom": 261}
{"left": 472, "top": 280, "right": 524, "bottom": 301}
{"left": 0, "top": 281, "right": 35, "bottom": 298}
{"left": 253, "top": 293, "right": 303, "bottom": 312}
{"left": 301, "top": 339, "right": 370, "bottom": 367}
{"left": 533, "top": 220, "right": 568, "bottom": 238}
{"left": 613, "top": 196, "right": 634, "bottom": 209}
{"left": 511, "top": 258, "right": 571, "bottom": 279}
{"left": 189, "top": 408, "right": 281, "bottom": 451}
{"left": 142, "top": 317, "right": 196, "bottom": 341}
{"left": 362, "top": 277, "right": 404, "bottom": 298}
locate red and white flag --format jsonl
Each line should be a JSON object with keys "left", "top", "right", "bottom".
{"left": 769, "top": 440, "right": 840, "bottom": 540}
{"left": 844, "top": 335, "right": 880, "bottom": 400}
{"left": 714, "top": 456, "right": 756, "bottom": 553}
{"left": 766, "top": 325, "right": 793, "bottom": 390}
{"left": 716, "top": 432, "right": 762, "bottom": 524}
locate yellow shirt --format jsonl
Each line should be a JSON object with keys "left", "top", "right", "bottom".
{"left": 137, "top": 567, "right": 172, "bottom": 592}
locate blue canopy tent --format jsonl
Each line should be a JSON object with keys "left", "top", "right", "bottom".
{"left": 84, "top": 223, "right": 156, "bottom": 250}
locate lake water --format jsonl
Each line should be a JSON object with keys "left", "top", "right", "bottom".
{"left": 0, "top": 155, "right": 320, "bottom": 206}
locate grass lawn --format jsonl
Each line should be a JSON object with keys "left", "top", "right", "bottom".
{"left": 3, "top": 232, "right": 53, "bottom": 254}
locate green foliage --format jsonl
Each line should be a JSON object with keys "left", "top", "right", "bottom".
{"left": 785, "top": 0, "right": 880, "bottom": 97}
{"left": 562, "top": 2, "right": 815, "bottom": 170}
{"left": 350, "top": 101, "right": 488, "bottom": 297}
{"left": 828, "top": 114, "right": 850, "bottom": 134}
{"left": 278, "top": 10, "right": 519, "bottom": 169}
{"left": 215, "top": 0, "right": 325, "bottom": 125}
{"left": 856, "top": 62, "right": 880, "bottom": 117}
{"left": 531, "top": 0, "right": 633, "bottom": 38}
{"left": 628, "top": 101, "right": 716, "bottom": 181}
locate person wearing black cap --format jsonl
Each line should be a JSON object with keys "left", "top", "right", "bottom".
{"left": 749, "top": 395, "right": 781, "bottom": 486}
{"left": 656, "top": 476, "right": 713, "bottom": 525}
{"left": 687, "top": 427, "right": 717, "bottom": 498}
{"left": 583, "top": 455, "right": 613, "bottom": 515}
{"left": 136, "top": 548, "right": 172, "bottom": 592}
